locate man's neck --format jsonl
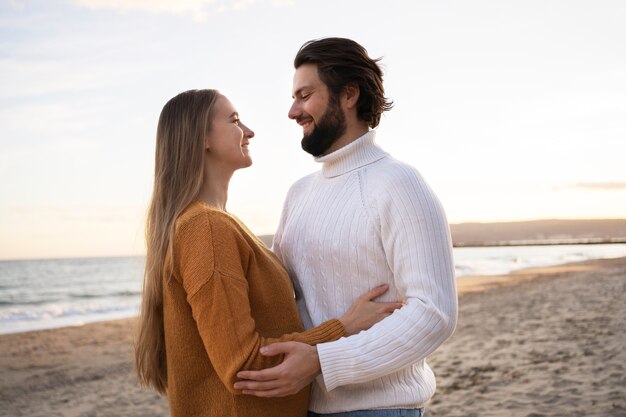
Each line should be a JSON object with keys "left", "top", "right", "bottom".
{"left": 322, "top": 123, "right": 369, "bottom": 156}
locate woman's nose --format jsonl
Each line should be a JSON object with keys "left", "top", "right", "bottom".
{"left": 243, "top": 123, "right": 254, "bottom": 139}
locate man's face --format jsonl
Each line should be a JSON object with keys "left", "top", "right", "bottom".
{"left": 289, "top": 64, "right": 346, "bottom": 157}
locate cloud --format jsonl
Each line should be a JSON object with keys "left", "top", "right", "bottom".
{"left": 73, "top": 0, "right": 290, "bottom": 20}
{"left": 8, "top": 0, "right": 26, "bottom": 11}
{"left": 3, "top": 204, "right": 141, "bottom": 223}
{"left": 270, "top": 0, "right": 294, "bottom": 6}
{"left": 560, "top": 182, "right": 626, "bottom": 191}
{"left": 75, "top": 0, "right": 220, "bottom": 19}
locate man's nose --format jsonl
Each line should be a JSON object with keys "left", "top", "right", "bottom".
{"left": 288, "top": 101, "right": 300, "bottom": 120}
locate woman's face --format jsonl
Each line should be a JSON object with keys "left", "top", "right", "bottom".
{"left": 205, "top": 94, "right": 255, "bottom": 171}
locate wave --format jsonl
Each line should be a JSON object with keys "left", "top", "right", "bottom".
{"left": 0, "top": 298, "right": 65, "bottom": 307}
{"left": 2, "top": 245, "right": 624, "bottom": 335}
{"left": 1, "top": 302, "right": 138, "bottom": 320}
{"left": 0, "top": 301, "right": 141, "bottom": 334}
{"left": 68, "top": 290, "right": 141, "bottom": 299}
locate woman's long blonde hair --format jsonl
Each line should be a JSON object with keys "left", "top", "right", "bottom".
{"left": 135, "top": 89, "right": 220, "bottom": 394}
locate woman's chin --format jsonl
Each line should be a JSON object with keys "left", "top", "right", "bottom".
{"left": 239, "top": 158, "right": 253, "bottom": 169}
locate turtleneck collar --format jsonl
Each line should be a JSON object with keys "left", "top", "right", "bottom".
{"left": 314, "top": 130, "right": 387, "bottom": 178}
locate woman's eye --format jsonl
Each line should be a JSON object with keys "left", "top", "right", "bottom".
{"left": 233, "top": 119, "right": 240, "bottom": 125}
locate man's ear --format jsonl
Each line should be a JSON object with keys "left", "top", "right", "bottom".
{"left": 341, "top": 83, "right": 360, "bottom": 109}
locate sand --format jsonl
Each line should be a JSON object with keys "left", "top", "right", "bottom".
{"left": 1, "top": 257, "right": 625, "bottom": 416}
{"left": 0, "top": 318, "right": 168, "bottom": 417}
{"left": 429, "top": 257, "right": 626, "bottom": 417}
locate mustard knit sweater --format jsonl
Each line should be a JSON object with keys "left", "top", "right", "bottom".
{"left": 163, "top": 201, "right": 346, "bottom": 417}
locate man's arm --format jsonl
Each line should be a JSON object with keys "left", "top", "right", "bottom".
{"left": 314, "top": 165, "right": 458, "bottom": 390}
{"left": 236, "top": 165, "right": 458, "bottom": 395}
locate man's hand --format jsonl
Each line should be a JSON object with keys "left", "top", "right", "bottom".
{"left": 234, "top": 341, "right": 321, "bottom": 397}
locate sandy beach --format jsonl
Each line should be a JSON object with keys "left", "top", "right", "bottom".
{"left": 1, "top": 257, "right": 625, "bottom": 417}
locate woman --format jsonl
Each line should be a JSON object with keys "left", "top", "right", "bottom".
{"left": 134, "top": 89, "right": 400, "bottom": 417}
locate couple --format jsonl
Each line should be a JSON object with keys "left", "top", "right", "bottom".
{"left": 135, "top": 37, "right": 458, "bottom": 417}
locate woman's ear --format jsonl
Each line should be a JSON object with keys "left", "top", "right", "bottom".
{"left": 342, "top": 83, "right": 360, "bottom": 109}
{"left": 204, "top": 136, "right": 211, "bottom": 151}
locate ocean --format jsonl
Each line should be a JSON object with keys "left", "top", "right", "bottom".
{"left": 1, "top": 243, "right": 625, "bottom": 335}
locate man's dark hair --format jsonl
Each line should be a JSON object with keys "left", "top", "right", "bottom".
{"left": 294, "top": 37, "right": 393, "bottom": 128}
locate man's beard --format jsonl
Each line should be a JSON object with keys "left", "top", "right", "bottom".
{"left": 301, "top": 94, "right": 346, "bottom": 157}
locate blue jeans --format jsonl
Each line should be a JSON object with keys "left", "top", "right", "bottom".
{"left": 308, "top": 409, "right": 424, "bottom": 417}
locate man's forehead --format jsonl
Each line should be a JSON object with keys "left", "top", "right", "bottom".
{"left": 292, "top": 64, "right": 322, "bottom": 95}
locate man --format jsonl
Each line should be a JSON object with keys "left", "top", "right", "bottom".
{"left": 234, "top": 37, "right": 458, "bottom": 416}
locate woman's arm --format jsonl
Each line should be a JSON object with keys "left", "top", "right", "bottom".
{"left": 174, "top": 210, "right": 399, "bottom": 394}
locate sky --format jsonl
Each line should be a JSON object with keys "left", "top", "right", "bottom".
{"left": 0, "top": 0, "right": 625, "bottom": 260}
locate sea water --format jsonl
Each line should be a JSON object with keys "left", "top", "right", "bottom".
{"left": 0, "top": 256, "right": 144, "bottom": 335}
{"left": 1, "top": 243, "right": 625, "bottom": 335}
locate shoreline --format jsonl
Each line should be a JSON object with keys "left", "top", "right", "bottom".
{"left": 2, "top": 238, "right": 625, "bottom": 262}
{"left": 1, "top": 257, "right": 625, "bottom": 416}
{"left": 453, "top": 237, "right": 626, "bottom": 247}
{"left": 455, "top": 255, "right": 626, "bottom": 293}
{"left": 4, "top": 247, "right": 626, "bottom": 337}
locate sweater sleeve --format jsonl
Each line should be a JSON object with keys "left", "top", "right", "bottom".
{"left": 316, "top": 164, "right": 458, "bottom": 391}
{"left": 175, "top": 210, "right": 346, "bottom": 394}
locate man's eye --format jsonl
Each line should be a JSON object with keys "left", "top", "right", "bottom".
{"left": 233, "top": 119, "right": 240, "bottom": 125}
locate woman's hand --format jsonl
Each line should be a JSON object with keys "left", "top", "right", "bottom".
{"left": 339, "top": 284, "right": 403, "bottom": 336}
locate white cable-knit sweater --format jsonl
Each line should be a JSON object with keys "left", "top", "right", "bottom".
{"left": 273, "top": 131, "right": 458, "bottom": 413}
